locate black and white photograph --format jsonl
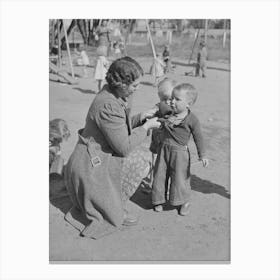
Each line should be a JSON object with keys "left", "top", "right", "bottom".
{"left": 1, "top": 0, "right": 280, "bottom": 279}
{"left": 49, "top": 18, "right": 230, "bottom": 262}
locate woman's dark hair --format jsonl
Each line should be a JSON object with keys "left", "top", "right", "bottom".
{"left": 106, "top": 56, "right": 144, "bottom": 89}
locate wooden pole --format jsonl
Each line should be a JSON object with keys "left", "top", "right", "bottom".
{"left": 145, "top": 19, "right": 156, "bottom": 59}
{"left": 50, "top": 20, "right": 55, "bottom": 50}
{"left": 62, "top": 19, "right": 75, "bottom": 78}
{"left": 204, "top": 19, "right": 208, "bottom": 45}
{"left": 223, "top": 19, "right": 227, "bottom": 48}
{"left": 57, "top": 20, "right": 61, "bottom": 68}
{"left": 188, "top": 28, "right": 200, "bottom": 64}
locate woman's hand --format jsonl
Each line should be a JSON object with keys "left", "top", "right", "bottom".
{"left": 141, "top": 106, "right": 159, "bottom": 121}
{"left": 143, "top": 117, "right": 161, "bottom": 130}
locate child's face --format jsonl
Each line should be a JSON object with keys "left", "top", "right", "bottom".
{"left": 171, "top": 89, "right": 191, "bottom": 114}
{"left": 159, "top": 93, "right": 172, "bottom": 105}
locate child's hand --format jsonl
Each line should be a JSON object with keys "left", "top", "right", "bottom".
{"left": 201, "top": 158, "right": 209, "bottom": 167}
{"left": 141, "top": 106, "right": 158, "bottom": 120}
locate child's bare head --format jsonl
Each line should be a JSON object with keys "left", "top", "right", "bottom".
{"left": 49, "top": 119, "right": 70, "bottom": 146}
{"left": 78, "top": 44, "right": 85, "bottom": 51}
{"left": 172, "top": 83, "right": 198, "bottom": 107}
{"left": 157, "top": 78, "right": 176, "bottom": 102}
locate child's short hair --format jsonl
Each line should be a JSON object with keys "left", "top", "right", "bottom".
{"left": 157, "top": 78, "right": 176, "bottom": 100}
{"left": 200, "top": 41, "right": 206, "bottom": 47}
{"left": 49, "top": 119, "right": 70, "bottom": 146}
{"left": 78, "top": 44, "right": 85, "bottom": 51}
{"left": 173, "top": 83, "right": 198, "bottom": 106}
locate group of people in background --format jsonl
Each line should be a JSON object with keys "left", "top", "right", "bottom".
{"left": 73, "top": 19, "right": 127, "bottom": 91}
{"left": 71, "top": 19, "right": 208, "bottom": 93}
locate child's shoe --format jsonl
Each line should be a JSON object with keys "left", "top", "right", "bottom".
{"left": 154, "top": 204, "right": 163, "bottom": 212}
{"left": 179, "top": 202, "right": 190, "bottom": 216}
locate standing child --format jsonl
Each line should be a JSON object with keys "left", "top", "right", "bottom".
{"left": 75, "top": 44, "right": 90, "bottom": 78}
{"left": 162, "top": 45, "right": 171, "bottom": 73}
{"left": 195, "top": 41, "right": 207, "bottom": 78}
{"left": 113, "top": 41, "right": 122, "bottom": 59}
{"left": 152, "top": 83, "right": 209, "bottom": 215}
{"left": 151, "top": 53, "right": 165, "bottom": 87}
{"left": 94, "top": 46, "right": 109, "bottom": 91}
{"left": 142, "top": 78, "right": 176, "bottom": 194}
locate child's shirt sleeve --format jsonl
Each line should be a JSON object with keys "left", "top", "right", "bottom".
{"left": 189, "top": 114, "right": 206, "bottom": 159}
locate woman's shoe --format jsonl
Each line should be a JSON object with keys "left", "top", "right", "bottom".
{"left": 122, "top": 211, "right": 139, "bottom": 226}
{"left": 179, "top": 202, "right": 190, "bottom": 216}
{"left": 154, "top": 204, "right": 163, "bottom": 212}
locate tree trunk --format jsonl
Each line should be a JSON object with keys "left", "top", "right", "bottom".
{"left": 77, "top": 19, "right": 88, "bottom": 45}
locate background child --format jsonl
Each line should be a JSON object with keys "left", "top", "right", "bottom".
{"left": 113, "top": 41, "right": 122, "bottom": 59}
{"left": 195, "top": 41, "right": 207, "bottom": 78}
{"left": 49, "top": 119, "right": 70, "bottom": 174}
{"left": 162, "top": 45, "right": 171, "bottom": 73}
{"left": 75, "top": 44, "right": 90, "bottom": 78}
{"left": 152, "top": 83, "right": 209, "bottom": 215}
{"left": 94, "top": 46, "right": 109, "bottom": 91}
{"left": 142, "top": 78, "right": 176, "bottom": 194}
{"left": 150, "top": 53, "right": 165, "bottom": 87}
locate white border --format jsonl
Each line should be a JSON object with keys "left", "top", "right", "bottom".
{"left": 1, "top": 0, "right": 280, "bottom": 280}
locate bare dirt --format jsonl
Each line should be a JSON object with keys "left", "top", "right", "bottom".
{"left": 49, "top": 57, "right": 230, "bottom": 262}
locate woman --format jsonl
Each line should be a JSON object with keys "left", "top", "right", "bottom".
{"left": 95, "top": 20, "right": 111, "bottom": 56}
{"left": 64, "top": 57, "right": 160, "bottom": 239}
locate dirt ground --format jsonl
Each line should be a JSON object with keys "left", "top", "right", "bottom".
{"left": 49, "top": 58, "right": 230, "bottom": 262}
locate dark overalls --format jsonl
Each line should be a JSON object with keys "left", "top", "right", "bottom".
{"left": 152, "top": 111, "right": 205, "bottom": 206}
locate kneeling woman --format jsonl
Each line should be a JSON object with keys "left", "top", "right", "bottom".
{"left": 64, "top": 57, "right": 160, "bottom": 239}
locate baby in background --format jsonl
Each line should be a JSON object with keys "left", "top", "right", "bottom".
{"left": 113, "top": 41, "right": 122, "bottom": 59}
{"left": 152, "top": 83, "right": 209, "bottom": 215}
{"left": 49, "top": 119, "right": 70, "bottom": 174}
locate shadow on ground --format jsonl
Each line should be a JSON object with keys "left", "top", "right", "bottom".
{"left": 140, "top": 81, "right": 154, "bottom": 87}
{"left": 131, "top": 174, "right": 230, "bottom": 210}
{"left": 191, "top": 174, "right": 230, "bottom": 199}
{"left": 73, "top": 87, "right": 96, "bottom": 94}
{"left": 50, "top": 173, "right": 230, "bottom": 220}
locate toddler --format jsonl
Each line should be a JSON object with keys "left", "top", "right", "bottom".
{"left": 195, "top": 41, "right": 207, "bottom": 78}
{"left": 94, "top": 46, "right": 109, "bottom": 91}
{"left": 49, "top": 119, "right": 70, "bottom": 175}
{"left": 162, "top": 45, "right": 171, "bottom": 73}
{"left": 152, "top": 83, "right": 209, "bottom": 215}
{"left": 142, "top": 78, "right": 176, "bottom": 194}
{"left": 113, "top": 41, "right": 122, "bottom": 59}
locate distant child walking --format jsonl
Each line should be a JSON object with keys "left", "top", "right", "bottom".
{"left": 152, "top": 83, "right": 209, "bottom": 215}
{"left": 150, "top": 53, "right": 165, "bottom": 87}
{"left": 162, "top": 45, "right": 171, "bottom": 73}
{"left": 195, "top": 41, "right": 207, "bottom": 78}
{"left": 94, "top": 46, "right": 109, "bottom": 91}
